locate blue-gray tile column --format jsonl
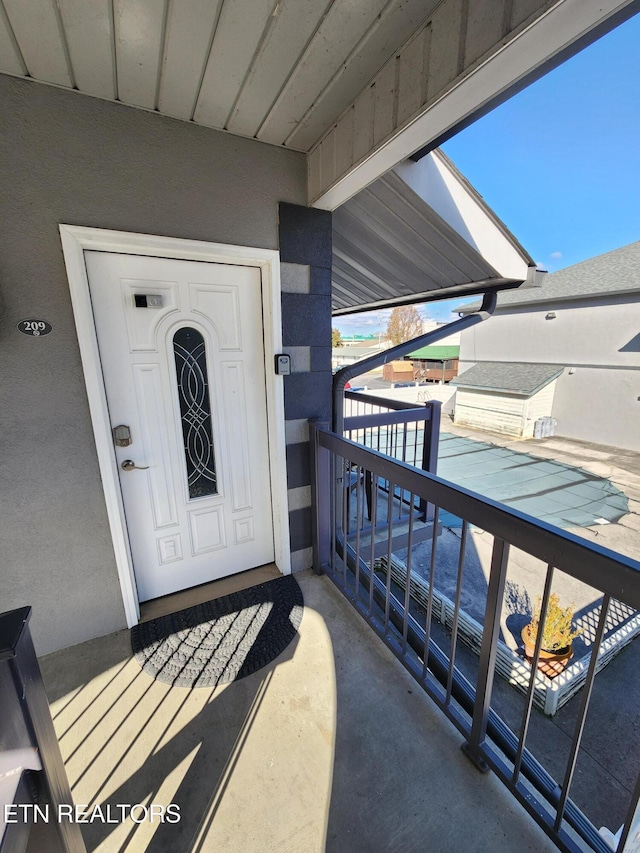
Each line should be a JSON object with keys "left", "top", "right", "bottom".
{"left": 279, "top": 202, "right": 332, "bottom": 573}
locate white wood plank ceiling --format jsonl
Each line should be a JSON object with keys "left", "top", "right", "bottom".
{"left": 1, "top": 0, "right": 635, "bottom": 213}
{"left": 1, "top": 0, "right": 633, "bottom": 314}
{"left": 0, "top": 0, "right": 435, "bottom": 153}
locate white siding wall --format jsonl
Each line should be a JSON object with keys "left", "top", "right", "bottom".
{"left": 522, "top": 381, "right": 557, "bottom": 438}
{"left": 454, "top": 381, "right": 557, "bottom": 438}
{"left": 454, "top": 389, "right": 527, "bottom": 437}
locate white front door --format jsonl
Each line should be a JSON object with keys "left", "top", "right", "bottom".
{"left": 84, "top": 251, "right": 275, "bottom": 602}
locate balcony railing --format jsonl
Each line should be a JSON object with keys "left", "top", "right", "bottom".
{"left": 343, "top": 389, "right": 441, "bottom": 536}
{"left": 310, "top": 418, "right": 640, "bottom": 853}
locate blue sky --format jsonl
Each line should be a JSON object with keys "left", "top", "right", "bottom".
{"left": 335, "top": 11, "right": 640, "bottom": 336}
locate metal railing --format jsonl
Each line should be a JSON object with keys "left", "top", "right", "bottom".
{"left": 310, "top": 422, "right": 640, "bottom": 853}
{"left": 332, "top": 292, "right": 497, "bottom": 433}
{"left": 344, "top": 390, "right": 439, "bottom": 465}
{"left": 0, "top": 607, "right": 86, "bottom": 852}
{"left": 344, "top": 390, "right": 440, "bottom": 524}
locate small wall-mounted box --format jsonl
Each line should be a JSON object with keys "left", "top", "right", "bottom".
{"left": 274, "top": 354, "right": 291, "bottom": 376}
{"left": 134, "top": 294, "right": 163, "bottom": 308}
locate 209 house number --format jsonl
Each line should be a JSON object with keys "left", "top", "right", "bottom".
{"left": 18, "top": 319, "right": 52, "bottom": 336}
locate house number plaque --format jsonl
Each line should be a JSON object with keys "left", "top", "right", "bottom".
{"left": 18, "top": 319, "right": 52, "bottom": 337}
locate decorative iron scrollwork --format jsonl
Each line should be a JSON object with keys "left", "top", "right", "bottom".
{"left": 173, "top": 327, "right": 217, "bottom": 499}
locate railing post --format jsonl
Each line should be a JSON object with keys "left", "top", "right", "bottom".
{"left": 309, "top": 419, "right": 331, "bottom": 575}
{"left": 420, "top": 400, "right": 441, "bottom": 521}
{"left": 462, "top": 536, "right": 510, "bottom": 773}
{"left": 615, "top": 779, "right": 640, "bottom": 853}
{"left": 0, "top": 607, "right": 86, "bottom": 852}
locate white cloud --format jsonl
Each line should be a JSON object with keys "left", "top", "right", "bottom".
{"left": 334, "top": 308, "right": 393, "bottom": 334}
{"left": 334, "top": 298, "right": 477, "bottom": 335}
{"left": 550, "top": 251, "right": 563, "bottom": 259}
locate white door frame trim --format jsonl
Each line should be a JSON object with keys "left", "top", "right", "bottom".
{"left": 59, "top": 225, "right": 291, "bottom": 627}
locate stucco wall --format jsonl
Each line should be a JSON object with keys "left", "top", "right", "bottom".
{"left": 0, "top": 75, "right": 306, "bottom": 654}
{"left": 460, "top": 297, "right": 640, "bottom": 367}
{"left": 551, "top": 368, "right": 640, "bottom": 450}
{"left": 459, "top": 295, "right": 640, "bottom": 451}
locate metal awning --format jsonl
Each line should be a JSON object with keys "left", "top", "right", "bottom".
{"left": 332, "top": 151, "right": 538, "bottom": 315}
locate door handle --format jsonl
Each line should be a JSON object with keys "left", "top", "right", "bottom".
{"left": 121, "top": 459, "right": 150, "bottom": 471}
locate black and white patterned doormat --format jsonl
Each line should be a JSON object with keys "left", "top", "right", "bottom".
{"left": 131, "top": 575, "right": 303, "bottom": 688}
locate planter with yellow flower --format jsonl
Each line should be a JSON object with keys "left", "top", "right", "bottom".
{"left": 521, "top": 593, "right": 583, "bottom": 678}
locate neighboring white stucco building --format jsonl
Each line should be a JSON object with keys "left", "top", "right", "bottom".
{"left": 457, "top": 242, "right": 640, "bottom": 451}
{"left": 332, "top": 345, "right": 381, "bottom": 368}
{"left": 421, "top": 321, "right": 462, "bottom": 346}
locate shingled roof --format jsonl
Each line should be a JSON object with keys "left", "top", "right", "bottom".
{"left": 460, "top": 241, "right": 640, "bottom": 312}
{"left": 451, "top": 362, "right": 564, "bottom": 396}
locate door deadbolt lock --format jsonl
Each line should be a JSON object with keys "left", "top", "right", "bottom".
{"left": 121, "top": 459, "right": 149, "bottom": 471}
{"left": 113, "top": 424, "right": 133, "bottom": 447}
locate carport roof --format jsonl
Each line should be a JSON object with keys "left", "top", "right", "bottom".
{"left": 451, "top": 362, "right": 564, "bottom": 396}
{"left": 408, "top": 345, "right": 460, "bottom": 360}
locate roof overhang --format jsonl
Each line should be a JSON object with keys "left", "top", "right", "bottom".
{"left": 332, "top": 150, "right": 539, "bottom": 315}
{"left": 1, "top": 0, "right": 633, "bottom": 209}
{"left": 311, "top": 0, "right": 639, "bottom": 209}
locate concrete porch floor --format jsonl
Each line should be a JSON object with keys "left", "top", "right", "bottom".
{"left": 37, "top": 571, "right": 559, "bottom": 853}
